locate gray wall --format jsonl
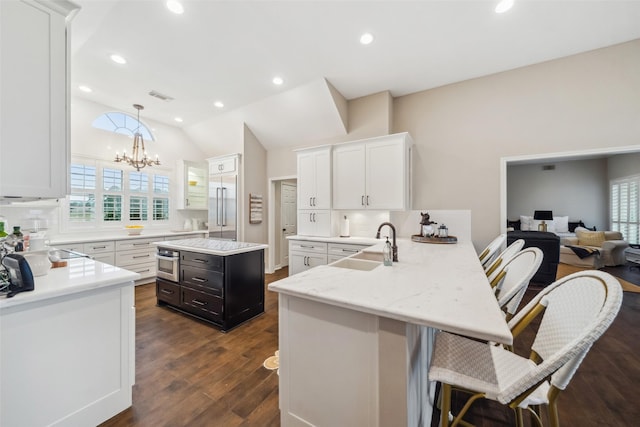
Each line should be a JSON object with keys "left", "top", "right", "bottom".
{"left": 507, "top": 159, "right": 608, "bottom": 230}
{"left": 608, "top": 152, "right": 640, "bottom": 180}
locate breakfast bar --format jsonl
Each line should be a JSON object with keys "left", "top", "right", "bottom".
{"left": 268, "top": 238, "right": 511, "bottom": 426}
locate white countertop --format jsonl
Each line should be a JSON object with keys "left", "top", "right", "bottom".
{"left": 287, "top": 235, "right": 381, "bottom": 245}
{"left": 49, "top": 230, "right": 206, "bottom": 245}
{"left": 153, "top": 238, "right": 268, "bottom": 256}
{"left": 0, "top": 258, "right": 140, "bottom": 311}
{"left": 269, "top": 238, "right": 513, "bottom": 344}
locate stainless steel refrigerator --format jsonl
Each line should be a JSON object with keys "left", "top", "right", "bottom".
{"left": 208, "top": 174, "right": 237, "bottom": 240}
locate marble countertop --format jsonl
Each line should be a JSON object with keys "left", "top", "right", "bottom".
{"left": 50, "top": 230, "right": 206, "bottom": 245}
{"left": 0, "top": 258, "right": 140, "bottom": 312}
{"left": 269, "top": 238, "right": 512, "bottom": 344}
{"left": 287, "top": 235, "right": 381, "bottom": 245}
{"left": 153, "top": 238, "right": 268, "bottom": 256}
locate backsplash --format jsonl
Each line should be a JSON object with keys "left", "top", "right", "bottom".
{"left": 336, "top": 211, "right": 390, "bottom": 238}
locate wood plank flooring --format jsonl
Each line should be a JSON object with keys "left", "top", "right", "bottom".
{"left": 102, "top": 268, "right": 640, "bottom": 427}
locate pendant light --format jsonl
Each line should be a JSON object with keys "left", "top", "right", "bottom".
{"left": 114, "top": 104, "right": 160, "bottom": 171}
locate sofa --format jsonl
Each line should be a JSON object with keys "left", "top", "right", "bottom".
{"left": 559, "top": 227, "right": 629, "bottom": 268}
{"left": 506, "top": 231, "right": 560, "bottom": 286}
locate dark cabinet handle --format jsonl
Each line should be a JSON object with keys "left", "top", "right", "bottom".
{"left": 361, "top": 195, "right": 365, "bottom": 206}
{"left": 193, "top": 258, "right": 208, "bottom": 264}
{"left": 191, "top": 299, "right": 207, "bottom": 306}
{"left": 366, "top": 195, "right": 370, "bottom": 205}
{"left": 191, "top": 277, "right": 207, "bottom": 283}
{"left": 160, "top": 289, "right": 174, "bottom": 295}
{"left": 133, "top": 254, "right": 150, "bottom": 259}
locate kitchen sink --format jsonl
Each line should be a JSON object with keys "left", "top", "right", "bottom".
{"left": 350, "top": 251, "right": 384, "bottom": 262}
{"left": 329, "top": 257, "right": 382, "bottom": 271}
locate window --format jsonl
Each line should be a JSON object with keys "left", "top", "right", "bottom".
{"left": 69, "top": 164, "right": 96, "bottom": 222}
{"left": 92, "top": 112, "right": 155, "bottom": 141}
{"left": 68, "top": 161, "right": 170, "bottom": 227}
{"left": 611, "top": 175, "right": 639, "bottom": 244}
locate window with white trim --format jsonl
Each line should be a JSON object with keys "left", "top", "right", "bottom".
{"left": 611, "top": 174, "right": 639, "bottom": 244}
{"left": 67, "top": 161, "right": 170, "bottom": 227}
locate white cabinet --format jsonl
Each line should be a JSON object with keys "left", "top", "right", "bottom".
{"left": 208, "top": 154, "right": 238, "bottom": 175}
{"left": 333, "top": 133, "right": 412, "bottom": 211}
{"left": 83, "top": 240, "right": 116, "bottom": 265}
{"left": 297, "top": 210, "right": 332, "bottom": 237}
{"left": 115, "top": 238, "right": 156, "bottom": 281}
{"left": 177, "top": 160, "right": 208, "bottom": 210}
{"left": 297, "top": 147, "right": 331, "bottom": 209}
{"left": 0, "top": 0, "right": 79, "bottom": 200}
{"left": 289, "top": 240, "right": 328, "bottom": 276}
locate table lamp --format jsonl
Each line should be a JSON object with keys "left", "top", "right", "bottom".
{"left": 534, "top": 210, "right": 553, "bottom": 232}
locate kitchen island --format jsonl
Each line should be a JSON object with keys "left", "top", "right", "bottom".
{"left": 153, "top": 238, "right": 268, "bottom": 331}
{"left": 0, "top": 258, "right": 139, "bottom": 427}
{"left": 268, "top": 238, "right": 512, "bottom": 427}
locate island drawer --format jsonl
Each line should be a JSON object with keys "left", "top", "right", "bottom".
{"left": 181, "top": 251, "right": 224, "bottom": 272}
{"left": 156, "top": 278, "right": 180, "bottom": 306}
{"left": 181, "top": 287, "right": 223, "bottom": 321}
{"left": 181, "top": 265, "right": 223, "bottom": 296}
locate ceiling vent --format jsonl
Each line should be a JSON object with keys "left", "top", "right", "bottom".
{"left": 148, "top": 90, "right": 174, "bottom": 102}
{"left": 542, "top": 165, "right": 556, "bottom": 171}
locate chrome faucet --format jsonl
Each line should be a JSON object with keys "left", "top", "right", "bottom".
{"left": 376, "top": 222, "right": 398, "bottom": 262}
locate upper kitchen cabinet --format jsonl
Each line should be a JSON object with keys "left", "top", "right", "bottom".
{"left": 0, "top": 0, "right": 79, "bottom": 200}
{"left": 177, "top": 160, "right": 208, "bottom": 210}
{"left": 297, "top": 146, "right": 331, "bottom": 209}
{"left": 332, "top": 133, "right": 412, "bottom": 211}
{"left": 209, "top": 155, "right": 237, "bottom": 176}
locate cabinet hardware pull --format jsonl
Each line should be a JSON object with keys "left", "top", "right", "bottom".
{"left": 161, "top": 289, "right": 174, "bottom": 295}
{"left": 133, "top": 243, "right": 149, "bottom": 246}
{"left": 309, "top": 196, "right": 313, "bottom": 206}
{"left": 136, "top": 268, "right": 150, "bottom": 273}
{"left": 361, "top": 195, "right": 365, "bottom": 206}
{"left": 312, "top": 213, "right": 316, "bottom": 222}
{"left": 193, "top": 259, "right": 208, "bottom": 263}
{"left": 192, "top": 299, "right": 207, "bottom": 306}
{"left": 300, "top": 245, "right": 314, "bottom": 248}
{"left": 366, "top": 195, "right": 370, "bottom": 205}
{"left": 133, "top": 254, "right": 149, "bottom": 259}
{"left": 342, "top": 249, "right": 358, "bottom": 253}
{"left": 312, "top": 196, "right": 316, "bottom": 206}
{"left": 93, "top": 246, "right": 106, "bottom": 249}
{"left": 309, "top": 213, "right": 312, "bottom": 222}
{"left": 192, "top": 277, "right": 207, "bottom": 283}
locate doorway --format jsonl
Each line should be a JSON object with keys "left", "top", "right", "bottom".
{"left": 268, "top": 176, "right": 297, "bottom": 273}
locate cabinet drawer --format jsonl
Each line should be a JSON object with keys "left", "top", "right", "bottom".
{"left": 289, "top": 240, "right": 328, "bottom": 254}
{"left": 125, "top": 261, "right": 156, "bottom": 279}
{"left": 83, "top": 241, "right": 115, "bottom": 254}
{"left": 116, "top": 248, "right": 154, "bottom": 267}
{"left": 181, "top": 287, "right": 223, "bottom": 321}
{"left": 53, "top": 243, "right": 84, "bottom": 253}
{"left": 327, "top": 243, "right": 370, "bottom": 258}
{"left": 181, "top": 251, "right": 224, "bottom": 272}
{"left": 116, "top": 238, "right": 156, "bottom": 251}
{"left": 156, "top": 279, "right": 180, "bottom": 305}
{"left": 181, "top": 265, "right": 223, "bottom": 296}
{"left": 92, "top": 253, "right": 115, "bottom": 265}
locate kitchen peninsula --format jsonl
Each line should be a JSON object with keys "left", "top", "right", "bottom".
{"left": 0, "top": 258, "right": 139, "bottom": 427}
{"left": 153, "top": 238, "right": 268, "bottom": 331}
{"left": 268, "top": 238, "right": 512, "bottom": 427}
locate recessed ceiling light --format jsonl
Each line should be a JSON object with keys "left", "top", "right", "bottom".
{"left": 360, "top": 32, "right": 374, "bottom": 45}
{"left": 110, "top": 54, "right": 126, "bottom": 64}
{"left": 213, "top": 101, "right": 224, "bottom": 108}
{"left": 495, "top": 0, "right": 514, "bottom": 14}
{"left": 79, "top": 85, "right": 92, "bottom": 93}
{"left": 166, "top": 0, "right": 184, "bottom": 15}
{"left": 272, "top": 76, "right": 284, "bottom": 85}
{"left": 174, "top": 117, "right": 183, "bottom": 123}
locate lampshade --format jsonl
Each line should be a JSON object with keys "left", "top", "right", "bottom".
{"left": 534, "top": 210, "right": 553, "bottom": 221}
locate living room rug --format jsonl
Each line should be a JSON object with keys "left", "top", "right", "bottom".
{"left": 556, "top": 263, "right": 640, "bottom": 293}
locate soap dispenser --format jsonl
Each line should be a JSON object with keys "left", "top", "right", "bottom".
{"left": 383, "top": 237, "right": 393, "bottom": 266}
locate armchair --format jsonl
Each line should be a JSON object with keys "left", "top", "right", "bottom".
{"left": 560, "top": 227, "right": 629, "bottom": 268}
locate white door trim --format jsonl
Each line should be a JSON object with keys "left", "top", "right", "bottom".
{"left": 268, "top": 175, "right": 297, "bottom": 274}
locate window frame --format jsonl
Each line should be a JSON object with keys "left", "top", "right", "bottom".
{"left": 64, "top": 157, "right": 173, "bottom": 231}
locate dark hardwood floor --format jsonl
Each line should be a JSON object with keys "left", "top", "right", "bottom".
{"left": 102, "top": 270, "right": 640, "bottom": 427}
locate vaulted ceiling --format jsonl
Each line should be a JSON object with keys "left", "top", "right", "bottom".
{"left": 70, "top": 1, "right": 640, "bottom": 150}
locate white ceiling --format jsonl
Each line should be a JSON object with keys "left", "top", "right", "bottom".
{"left": 70, "top": 0, "right": 640, "bottom": 149}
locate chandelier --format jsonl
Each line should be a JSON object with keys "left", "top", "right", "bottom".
{"left": 114, "top": 104, "right": 160, "bottom": 171}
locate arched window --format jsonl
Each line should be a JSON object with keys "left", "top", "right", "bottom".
{"left": 92, "top": 111, "right": 155, "bottom": 141}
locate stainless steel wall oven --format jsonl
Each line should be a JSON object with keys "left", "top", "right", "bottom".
{"left": 156, "top": 247, "right": 179, "bottom": 282}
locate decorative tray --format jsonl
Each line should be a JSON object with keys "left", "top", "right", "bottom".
{"left": 411, "top": 234, "right": 458, "bottom": 244}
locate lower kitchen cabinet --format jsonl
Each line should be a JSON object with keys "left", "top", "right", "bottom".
{"left": 289, "top": 239, "right": 372, "bottom": 276}
{"left": 115, "top": 238, "right": 156, "bottom": 281}
{"left": 156, "top": 249, "right": 265, "bottom": 332}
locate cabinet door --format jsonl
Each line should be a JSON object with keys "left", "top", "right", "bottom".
{"left": 297, "top": 148, "right": 331, "bottom": 209}
{"left": 332, "top": 144, "right": 366, "bottom": 209}
{"left": 177, "top": 160, "right": 207, "bottom": 209}
{"left": 297, "top": 210, "right": 315, "bottom": 236}
{"left": 0, "top": 1, "right": 74, "bottom": 199}
{"left": 366, "top": 139, "right": 407, "bottom": 210}
{"left": 289, "top": 252, "right": 327, "bottom": 276}
{"left": 208, "top": 155, "right": 237, "bottom": 175}
{"left": 297, "top": 210, "right": 331, "bottom": 237}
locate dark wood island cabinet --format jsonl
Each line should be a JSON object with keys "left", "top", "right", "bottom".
{"left": 155, "top": 239, "right": 266, "bottom": 332}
